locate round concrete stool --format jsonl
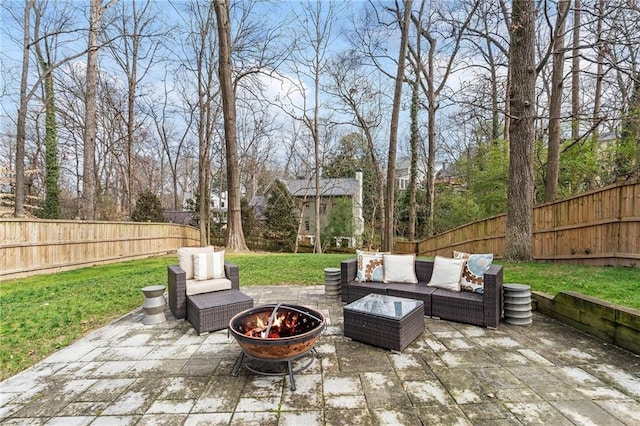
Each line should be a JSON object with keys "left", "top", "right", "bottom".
{"left": 503, "top": 283, "right": 532, "bottom": 326}
{"left": 324, "top": 267, "right": 341, "bottom": 299}
{"left": 141, "top": 285, "right": 167, "bottom": 325}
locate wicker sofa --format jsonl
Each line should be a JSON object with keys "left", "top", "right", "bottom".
{"left": 340, "top": 257, "right": 503, "bottom": 328}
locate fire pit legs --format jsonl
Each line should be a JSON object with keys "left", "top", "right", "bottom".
{"left": 232, "top": 348, "right": 322, "bottom": 391}
{"left": 228, "top": 304, "right": 326, "bottom": 391}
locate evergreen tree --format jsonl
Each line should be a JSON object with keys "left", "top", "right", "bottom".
{"left": 131, "top": 191, "right": 165, "bottom": 222}
{"left": 321, "top": 198, "right": 353, "bottom": 249}
{"left": 264, "top": 181, "right": 298, "bottom": 251}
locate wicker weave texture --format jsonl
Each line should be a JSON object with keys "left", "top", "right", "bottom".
{"left": 167, "top": 265, "right": 187, "bottom": 319}
{"left": 187, "top": 290, "right": 254, "bottom": 334}
{"left": 340, "top": 257, "right": 504, "bottom": 328}
{"left": 167, "top": 261, "right": 240, "bottom": 321}
{"left": 431, "top": 290, "right": 484, "bottom": 326}
{"left": 344, "top": 301, "right": 424, "bottom": 352}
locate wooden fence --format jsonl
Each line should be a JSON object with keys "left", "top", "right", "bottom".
{"left": 0, "top": 220, "right": 200, "bottom": 281}
{"left": 396, "top": 181, "right": 640, "bottom": 267}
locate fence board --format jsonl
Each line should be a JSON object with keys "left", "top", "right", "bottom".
{"left": 0, "top": 220, "right": 200, "bottom": 281}
{"left": 396, "top": 181, "right": 639, "bottom": 267}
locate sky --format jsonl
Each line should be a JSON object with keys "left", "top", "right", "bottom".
{"left": 0, "top": 0, "right": 465, "bottom": 172}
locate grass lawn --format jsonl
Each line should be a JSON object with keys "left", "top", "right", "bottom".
{"left": 1, "top": 252, "right": 638, "bottom": 380}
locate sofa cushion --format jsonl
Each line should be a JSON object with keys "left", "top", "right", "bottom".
{"left": 185, "top": 277, "right": 232, "bottom": 296}
{"left": 453, "top": 251, "right": 493, "bottom": 294}
{"left": 356, "top": 250, "right": 384, "bottom": 282}
{"left": 383, "top": 254, "right": 418, "bottom": 283}
{"left": 177, "top": 246, "right": 215, "bottom": 280}
{"left": 386, "top": 283, "right": 436, "bottom": 316}
{"left": 427, "top": 256, "right": 465, "bottom": 292}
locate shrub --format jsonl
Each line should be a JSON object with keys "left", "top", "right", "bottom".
{"left": 131, "top": 191, "right": 165, "bottom": 222}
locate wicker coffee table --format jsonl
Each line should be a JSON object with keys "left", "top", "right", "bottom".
{"left": 343, "top": 293, "right": 424, "bottom": 352}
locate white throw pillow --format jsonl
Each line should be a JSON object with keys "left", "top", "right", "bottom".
{"left": 192, "top": 251, "right": 225, "bottom": 281}
{"left": 427, "top": 256, "right": 465, "bottom": 292}
{"left": 193, "top": 252, "right": 214, "bottom": 280}
{"left": 211, "top": 250, "right": 225, "bottom": 279}
{"left": 383, "top": 254, "right": 418, "bottom": 284}
{"left": 177, "top": 246, "right": 214, "bottom": 279}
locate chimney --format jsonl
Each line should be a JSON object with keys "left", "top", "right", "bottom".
{"left": 354, "top": 168, "right": 364, "bottom": 246}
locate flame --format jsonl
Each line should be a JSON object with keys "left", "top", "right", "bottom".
{"left": 273, "top": 315, "right": 283, "bottom": 327}
{"left": 242, "top": 308, "right": 312, "bottom": 339}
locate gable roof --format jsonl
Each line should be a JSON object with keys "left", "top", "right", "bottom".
{"left": 281, "top": 177, "right": 358, "bottom": 198}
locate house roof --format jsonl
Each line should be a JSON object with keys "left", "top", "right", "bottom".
{"left": 281, "top": 177, "right": 358, "bottom": 197}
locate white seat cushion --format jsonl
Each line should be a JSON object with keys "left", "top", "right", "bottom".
{"left": 177, "top": 246, "right": 214, "bottom": 280}
{"left": 185, "top": 278, "right": 232, "bottom": 296}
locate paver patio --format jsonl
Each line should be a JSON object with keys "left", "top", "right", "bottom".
{"left": 1, "top": 285, "right": 639, "bottom": 425}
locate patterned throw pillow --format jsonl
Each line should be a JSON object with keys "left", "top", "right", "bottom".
{"left": 356, "top": 249, "right": 384, "bottom": 282}
{"left": 453, "top": 251, "right": 493, "bottom": 294}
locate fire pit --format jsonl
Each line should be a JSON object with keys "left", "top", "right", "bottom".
{"left": 229, "top": 303, "right": 326, "bottom": 390}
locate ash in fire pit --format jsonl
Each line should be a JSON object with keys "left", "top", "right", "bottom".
{"left": 229, "top": 304, "right": 326, "bottom": 390}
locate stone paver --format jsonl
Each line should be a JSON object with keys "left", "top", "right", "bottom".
{"left": 2, "top": 285, "right": 639, "bottom": 425}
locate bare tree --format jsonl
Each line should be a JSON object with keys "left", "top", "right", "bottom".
{"left": 81, "top": 0, "right": 117, "bottom": 220}
{"left": 504, "top": 0, "right": 536, "bottom": 261}
{"left": 213, "top": 0, "right": 248, "bottom": 251}
{"left": 145, "top": 70, "right": 193, "bottom": 210}
{"left": 274, "top": 0, "right": 339, "bottom": 253}
{"left": 103, "top": 0, "right": 163, "bottom": 216}
{"left": 544, "top": 0, "right": 570, "bottom": 202}
{"left": 13, "top": 0, "right": 36, "bottom": 217}
{"left": 571, "top": 0, "right": 581, "bottom": 143}
{"left": 324, "top": 51, "right": 387, "bottom": 246}
{"left": 383, "top": 0, "right": 412, "bottom": 252}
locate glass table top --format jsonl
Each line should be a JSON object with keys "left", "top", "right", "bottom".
{"left": 344, "top": 293, "right": 423, "bottom": 319}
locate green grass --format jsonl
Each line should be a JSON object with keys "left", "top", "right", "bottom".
{"left": 1, "top": 253, "right": 638, "bottom": 380}
{"left": 500, "top": 261, "right": 640, "bottom": 309}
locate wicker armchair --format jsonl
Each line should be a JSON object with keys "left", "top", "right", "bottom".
{"left": 167, "top": 247, "right": 252, "bottom": 333}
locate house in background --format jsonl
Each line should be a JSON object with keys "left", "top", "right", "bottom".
{"left": 255, "top": 170, "right": 365, "bottom": 248}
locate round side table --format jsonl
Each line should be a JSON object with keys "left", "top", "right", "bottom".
{"left": 503, "top": 283, "right": 532, "bottom": 326}
{"left": 141, "top": 285, "right": 167, "bottom": 325}
{"left": 324, "top": 267, "right": 341, "bottom": 299}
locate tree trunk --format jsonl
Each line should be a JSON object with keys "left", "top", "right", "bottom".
{"left": 13, "top": 0, "right": 34, "bottom": 218}
{"left": 592, "top": 0, "right": 605, "bottom": 142}
{"left": 41, "top": 65, "right": 61, "bottom": 218}
{"left": 313, "top": 53, "right": 322, "bottom": 253}
{"left": 408, "top": 78, "right": 419, "bottom": 241}
{"left": 544, "top": 0, "right": 570, "bottom": 202}
{"left": 571, "top": 0, "right": 581, "bottom": 143}
{"left": 383, "top": 0, "right": 412, "bottom": 252}
{"left": 504, "top": 0, "right": 536, "bottom": 261}
{"left": 81, "top": 0, "right": 106, "bottom": 220}
{"left": 214, "top": 0, "right": 248, "bottom": 252}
